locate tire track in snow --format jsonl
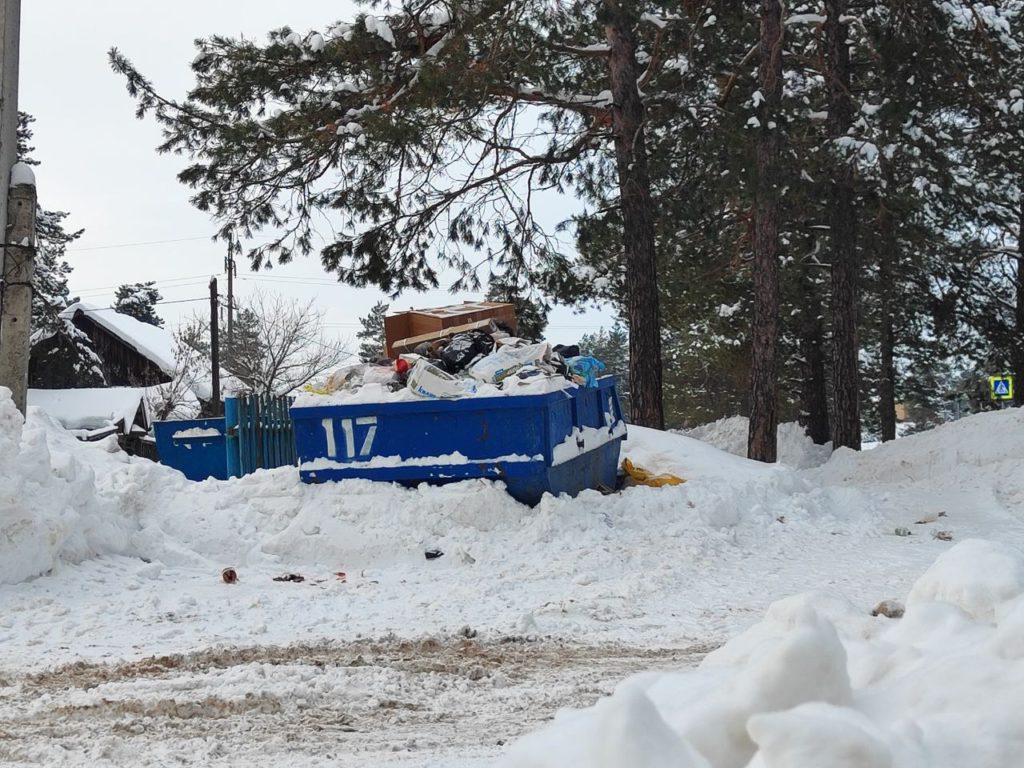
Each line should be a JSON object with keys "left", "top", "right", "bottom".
{"left": 0, "top": 638, "right": 715, "bottom": 767}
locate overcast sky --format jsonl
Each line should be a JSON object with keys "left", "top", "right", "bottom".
{"left": 20, "top": 1, "right": 612, "bottom": 349}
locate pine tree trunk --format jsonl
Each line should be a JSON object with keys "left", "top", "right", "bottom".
{"left": 878, "top": 185, "right": 897, "bottom": 441}
{"left": 605, "top": 4, "right": 664, "bottom": 430}
{"left": 825, "top": 0, "right": 861, "bottom": 450}
{"left": 1015, "top": 196, "right": 1024, "bottom": 407}
{"left": 798, "top": 264, "right": 831, "bottom": 445}
{"left": 747, "top": 0, "right": 784, "bottom": 463}
{"left": 879, "top": 313, "right": 897, "bottom": 439}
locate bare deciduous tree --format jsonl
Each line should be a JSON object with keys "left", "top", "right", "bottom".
{"left": 221, "top": 291, "right": 347, "bottom": 397}
{"left": 146, "top": 321, "right": 209, "bottom": 421}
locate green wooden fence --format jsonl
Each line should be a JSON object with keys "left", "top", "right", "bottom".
{"left": 232, "top": 394, "right": 297, "bottom": 475}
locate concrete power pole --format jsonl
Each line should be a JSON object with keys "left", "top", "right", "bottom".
{"left": 0, "top": 0, "right": 20, "bottom": 301}
{"left": 0, "top": 162, "right": 36, "bottom": 411}
{"left": 0, "top": 0, "right": 23, "bottom": 409}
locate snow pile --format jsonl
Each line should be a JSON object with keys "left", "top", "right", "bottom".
{"left": 171, "top": 427, "right": 222, "bottom": 439}
{"left": 682, "top": 416, "right": 832, "bottom": 469}
{"left": 0, "top": 390, "right": 132, "bottom": 585}
{"left": 500, "top": 538, "right": 1024, "bottom": 768}
{"left": 3, "top": 400, "right": 1022, "bottom": 674}
{"left": 814, "top": 406, "right": 1024, "bottom": 488}
{"left": 0, "top": 404, "right": 818, "bottom": 590}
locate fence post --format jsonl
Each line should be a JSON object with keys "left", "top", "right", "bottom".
{"left": 224, "top": 396, "right": 240, "bottom": 478}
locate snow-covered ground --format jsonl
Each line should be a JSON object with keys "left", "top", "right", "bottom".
{"left": 680, "top": 415, "right": 833, "bottom": 469}
{"left": 1, "top": 389, "right": 1023, "bottom": 766}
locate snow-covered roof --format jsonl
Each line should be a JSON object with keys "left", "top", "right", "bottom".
{"left": 60, "top": 302, "right": 176, "bottom": 375}
{"left": 27, "top": 387, "right": 150, "bottom": 432}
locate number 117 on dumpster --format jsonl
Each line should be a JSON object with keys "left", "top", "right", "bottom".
{"left": 321, "top": 417, "right": 378, "bottom": 459}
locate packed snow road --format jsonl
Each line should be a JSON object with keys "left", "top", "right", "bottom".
{"left": 0, "top": 636, "right": 711, "bottom": 767}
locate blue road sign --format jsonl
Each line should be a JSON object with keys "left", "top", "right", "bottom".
{"left": 989, "top": 375, "right": 1014, "bottom": 401}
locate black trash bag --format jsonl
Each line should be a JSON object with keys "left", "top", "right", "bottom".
{"left": 549, "top": 351, "right": 570, "bottom": 379}
{"left": 553, "top": 344, "right": 581, "bottom": 358}
{"left": 440, "top": 330, "right": 495, "bottom": 373}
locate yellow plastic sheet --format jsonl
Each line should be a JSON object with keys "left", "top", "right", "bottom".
{"left": 622, "top": 458, "right": 686, "bottom": 487}
{"left": 302, "top": 383, "right": 334, "bottom": 395}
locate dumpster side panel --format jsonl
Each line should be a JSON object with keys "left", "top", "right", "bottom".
{"left": 575, "top": 377, "right": 621, "bottom": 429}
{"left": 293, "top": 395, "right": 561, "bottom": 472}
{"left": 153, "top": 418, "right": 228, "bottom": 481}
{"left": 528, "top": 434, "right": 625, "bottom": 504}
{"left": 291, "top": 383, "right": 627, "bottom": 505}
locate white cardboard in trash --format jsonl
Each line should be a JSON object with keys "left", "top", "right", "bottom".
{"left": 407, "top": 359, "right": 477, "bottom": 399}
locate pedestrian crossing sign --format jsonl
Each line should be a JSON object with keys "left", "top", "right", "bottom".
{"left": 989, "top": 375, "right": 1014, "bottom": 401}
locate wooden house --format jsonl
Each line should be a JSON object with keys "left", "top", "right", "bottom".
{"left": 30, "top": 302, "right": 175, "bottom": 389}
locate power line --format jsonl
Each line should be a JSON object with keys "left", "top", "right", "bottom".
{"left": 76, "top": 280, "right": 214, "bottom": 299}
{"left": 69, "top": 297, "right": 210, "bottom": 314}
{"left": 237, "top": 274, "right": 346, "bottom": 288}
{"left": 66, "top": 235, "right": 217, "bottom": 253}
{"left": 72, "top": 273, "right": 224, "bottom": 295}
{"left": 65, "top": 231, "right": 282, "bottom": 254}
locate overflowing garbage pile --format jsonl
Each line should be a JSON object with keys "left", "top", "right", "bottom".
{"left": 301, "top": 320, "right": 607, "bottom": 405}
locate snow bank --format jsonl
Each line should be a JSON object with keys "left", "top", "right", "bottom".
{"left": 682, "top": 416, "right": 832, "bottom": 469}
{"left": 0, "top": 390, "right": 133, "bottom": 585}
{"left": 0, "top": 402, "right": 866, "bottom": 598}
{"left": 814, "top": 406, "right": 1024, "bottom": 488}
{"left": 0, "top": 400, "right": 799, "bottom": 587}
{"left": 6, "top": 396, "right": 1023, "bottom": 670}
{"left": 500, "top": 538, "right": 1024, "bottom": 768}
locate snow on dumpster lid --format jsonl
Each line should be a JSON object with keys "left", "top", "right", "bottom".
{"left": 59, "top": 302, "right": 176, "bottom": 376}
{"left": 27, "top": 387, "right": 150, "bottom": 432}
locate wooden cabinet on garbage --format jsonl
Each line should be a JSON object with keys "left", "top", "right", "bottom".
{"left": 384, "top": 301, "right": 517, "bottom": 357}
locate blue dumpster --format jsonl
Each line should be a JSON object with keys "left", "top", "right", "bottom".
{"left": 153, "top": 418, "right": 228, "bottom": 481}
{"left": 290, "top": 377, "right": 626, "bottom": 505}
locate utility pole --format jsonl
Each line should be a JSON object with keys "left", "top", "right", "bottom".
{"left": 0, "top": 161, "right": 35, "bottom": 412}
{"left": 0, "top": 0, "right": 22, "bottom": 320}
{"left": 224, "top": 250, "right": 235, "bottom": 361}
{"left": 210, "top": 277, "right": 221, "bottom": 417}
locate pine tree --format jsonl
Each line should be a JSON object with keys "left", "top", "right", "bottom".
{"left": 18, "top": 112, "right": 102, "bottom": 388}
{"left": 107, "top": 1, "right": 713, "bottom": 428}
{"left": 580, "top": 322, "right": 630, "bottom": 418}
{"left": 106, "top": 1, "right": 1024, "bottom": 437}
{"left": 222, "top": 306, "right": 261, "bottom": 377}
{"left": 747, "top": 0, "right": 785, "bottom": 462}
{"left": 18, "top": 113, "right": 83, "bottom": 334}
{"left": 356, "top": 300, "right": 389, "bottom": 362}
{"left": 485, "top": 271, "right": 548, "bottom": 340}
{"left": 114, "top": 281, "right": 164, "bottom": 327}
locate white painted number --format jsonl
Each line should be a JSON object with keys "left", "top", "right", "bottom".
{"left": 321, "top": 416, "right": 378, "bottom": 459}
{"left": 356, "top": 416, "right": 378, "bottom": 456}
{"left": 339, "top": 418, "right": 356, "bottom": 459}
{"left": 321, "top": 418, "right": 337, "bottom": 458}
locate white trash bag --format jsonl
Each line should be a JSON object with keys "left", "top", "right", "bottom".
{"left": 468, "top": 342, "right": 552, "bottom": 386}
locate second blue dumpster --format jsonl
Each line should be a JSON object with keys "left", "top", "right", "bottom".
{"left": 290, "top": 377, "right": 626, "bottom": 505}
{"left": 152, "top": 418, "right": 228, "bottom": 481}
